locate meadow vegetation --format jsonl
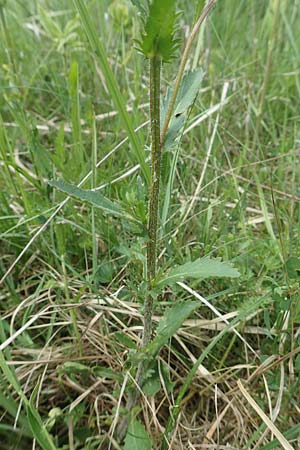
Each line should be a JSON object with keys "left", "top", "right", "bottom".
{"left": 0, "top": 0, "right": 300, "bottom": 449}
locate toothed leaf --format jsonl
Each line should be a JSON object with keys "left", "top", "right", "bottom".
{"left": 139, "top": 0, "right": 180, "bottom": 62}
{"left": 157, "top": 257, "right": 240, "bottom": 288}
{"left": 144, "top": 301, "right": 200, "bottom": 359}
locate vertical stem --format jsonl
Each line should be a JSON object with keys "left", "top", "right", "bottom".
{"left": 144, "top": 55, "right": 161, "bottom": 346}
{"left": 117, "top": 55, "right": 161, "bottom": 442}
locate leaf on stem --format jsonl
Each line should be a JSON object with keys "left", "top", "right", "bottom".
{"left": 161, "top": 68, "right": 204, "bottom": 148}
{"left": 157, "top": 256, "right": 240, "bottom": 288}
{"left": 138, "top": 0, "right": 180, "bottom": 62}
{"left": 49, "top": 179, "right": 130, "bottom": 219}
{"left": 145, "top": 300, "right": 200, "bottom": 358}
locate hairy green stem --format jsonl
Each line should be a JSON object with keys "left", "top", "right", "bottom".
{"left": 117, "top": 55, "right": 161, "bottom": 442}
{"left": 144, "top": 55, "right": 162, "bottom": 345}
{"left": 118, "top": 2, "right": 216, "bottom": 441}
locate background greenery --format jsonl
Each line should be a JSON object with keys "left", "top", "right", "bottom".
{"left": 0, "top": 0, "right": 299, "bottom": 449}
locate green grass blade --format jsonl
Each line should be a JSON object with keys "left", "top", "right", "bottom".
{"left": 0, "top": 390, "right": 32, "bottom": 437}
{"left": 259, "top": 425, "right": 300, "bottom": 450}
{"left": 26, "top": 385, "right": 57, "bottom": 450}
{"left": 69, "top": 60, "right": 84, "bottom": 178}
{"left": 0, "top": 352, "right": 57, "bottom": 450}
{"left": 72, "top": 0, "right": 150, "bottom": 185}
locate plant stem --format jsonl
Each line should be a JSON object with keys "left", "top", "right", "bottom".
{"left": 144, "top": 54, "right": 161, "bottom": 345}
{"left": 117, "top": 55, "right": 161, "bottom": 442}
{"left": 118, "top": 2, "right": 215, "bottom": 440}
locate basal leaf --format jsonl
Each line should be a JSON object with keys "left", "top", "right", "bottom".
{"left": 161, "top": 68, "right": 204, "bottom": 148}
{"left": 49, "top": 179, "right": 131, "bottom": 219}
{"left": 124, "top": 418, "right": 152, "bottom": 450}
{"left": 157, "top": 257, "right": 240, "bottom": 288}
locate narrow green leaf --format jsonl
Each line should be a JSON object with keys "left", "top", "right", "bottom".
{"left": 157, "top": 257, "right": 240, "bottom": 288}
{"left": 0, "top": 351, "right": 56, "bottom": 442}
{"left": 69, "top": 60, "right": 84, "bottom": 177}
{"left": 0, "top": 352, "right": 56, "bottom": 447}
{"left": 72, "top": 0, "right": 150, "bottom": 185}
{"left": 49, "top": 179, "right": 128, "bottom": 219}
{"left": 161, "top": 68, "right": 204, "bottom": 148}
{"left": 195, "top": 0, "right": 206, "bottom": 21}
{"left": 0, "top": 351, "right": 25, "bottom": 400}
{"left": 124, "top": 418, "right": 152, "bottom": 450}
{"left": 0, "top": 389, "right": 31, "bottom": 437}
{"left": 161, "top": 68, "right": 204, "bottom": 234}
{"left": 145, "top": 301, "right": 200, "bottom": 358}
{"left": 25, "top": 384, "right": 57, "bottom": 450}
{"left": 26, "top": 407, "right": 57, "bottom": 450}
